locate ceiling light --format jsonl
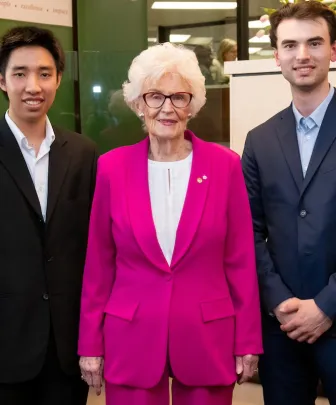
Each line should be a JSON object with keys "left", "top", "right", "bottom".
{"left": 248, "top": 20, "right": 270, "bottom": 29}
{"left": 249, "top": 35, "right": 270, "bottom": 44}
{"left": 92, "top": 85, "right": 102, "bottom": 94}
{"left": 186, "top": 37, "right": 213, "bottom": 45}
{"left": 249, "top": 47, "right": 262, "bottom": 54}
{"left": 152, "top": 2, "right": 237, "bottom": 10}
{"left": 258, "top": 49, "right": 274, "bottom": 57}
{"left": 169, "top": 34, "right": 191, "bottom": 42}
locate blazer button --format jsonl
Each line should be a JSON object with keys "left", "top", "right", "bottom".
{"left": 47, "top": 257, "right": 54, "bottom": 262}
{"left": 300, "top": 209, "right": 307, "bottom": 218}
{"left": 42, "top": 293, "right": 49, "bottom": 300}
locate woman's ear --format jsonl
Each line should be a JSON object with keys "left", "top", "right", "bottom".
{"left": 134, "top": 99, "right": 145, "bottom": 118}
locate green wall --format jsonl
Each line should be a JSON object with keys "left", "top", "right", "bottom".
{"left": 0, "top": 1, "right": 148, "bottom": 150}
{"left": 0, "top": 20, "right": 75, "bottom": 131}
{"left": 77, "top": 0, "right": 147, "bottom": 153}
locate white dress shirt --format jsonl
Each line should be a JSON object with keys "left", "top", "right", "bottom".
{"left": 148, "top": 153, "right": 192, "bottom": 265}
{"left": 5, "top": 112, "right": 55, "bottom": 221}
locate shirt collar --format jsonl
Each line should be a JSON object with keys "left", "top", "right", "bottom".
{"left": 5, "top": 111, "right": 55, "bottom": 149}
{"left": 292, "top": 85, "right": 334, "bottom": 130}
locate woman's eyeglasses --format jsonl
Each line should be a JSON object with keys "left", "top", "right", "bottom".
{"left": 143, "top": 92, "right": 193, "bottom": 109}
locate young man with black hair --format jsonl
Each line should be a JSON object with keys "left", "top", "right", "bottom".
{"left": 0, "top": 26, "right": 97, "bottom": 405}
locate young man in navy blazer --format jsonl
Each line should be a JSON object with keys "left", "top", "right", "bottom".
{"left": 242, "top": 1, "right": 336, "bottom": 404}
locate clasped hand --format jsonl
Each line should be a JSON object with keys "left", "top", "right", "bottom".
{"left": 274, "top": 298, "right": 332, "bottom": 344}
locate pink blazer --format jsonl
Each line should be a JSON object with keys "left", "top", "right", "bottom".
{"left": 78, "top": 131, "right": 262, "bottom": 389}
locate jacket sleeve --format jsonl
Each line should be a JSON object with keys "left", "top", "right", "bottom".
{"left": 78, "top": 156, "right": 116, "bottom": 356}
{"left": 315, "top": 274, "right": 336, "bottom": 319}
{"left": 242, "top": 132, "right": 294, "bottom": 313}
{"left": 224, "top": 153, "right": 263, "bottom": 356}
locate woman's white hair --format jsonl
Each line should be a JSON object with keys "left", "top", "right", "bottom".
{"left": 123, "top": 42, "right": 206, "bottom": 117}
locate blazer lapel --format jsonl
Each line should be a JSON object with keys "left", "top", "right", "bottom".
{"left": 0, "top": 118, "right": 42, "bottom": 219}
{"left": 276, "top": 106, "right": 303, "bottom": 192}
{"left": 301, "top": 92, "right": 336, "bottom": 197}
{"left": 46, "top": 128, "right": 70, "bottom": 224}
{"left": 170, "top": 131, "right": 210, "bottom": 268}
{"left": 127, "top": 137, "right": 170, "bottom": 273}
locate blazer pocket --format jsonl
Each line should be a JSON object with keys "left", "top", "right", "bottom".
{"left": 200, "top": 297, "right": 235, "bottom": 323}
{"left": 320, "top": 166, "right": 336, "bottom": 175}
{"left": 104, "top": 297, "right": 139, "bottom": 322}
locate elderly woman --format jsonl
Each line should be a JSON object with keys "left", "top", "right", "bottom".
{"left": 78, "top": 42, "right": 262, "bottom": 405}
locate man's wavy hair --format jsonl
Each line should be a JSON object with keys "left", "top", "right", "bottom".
{"left": 270, "top": 1, "right": 336, "bottom": 48}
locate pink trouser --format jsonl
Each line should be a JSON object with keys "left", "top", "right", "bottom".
{"left": 105, "top": 367, "right": 234, "bottom": 405}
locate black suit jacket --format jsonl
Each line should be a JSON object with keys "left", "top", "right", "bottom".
{"left": 0, "top": 117, "right": 98, "bottom": 383}
{"left": 242, "top": 91, "right": 336, "bottom": 334}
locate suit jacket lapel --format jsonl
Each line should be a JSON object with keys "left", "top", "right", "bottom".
{"left": 0, "top": 118, "right": 42, "bottom": 219}
{"left": 276, "top": 106, "right": 303, "bottom": 192}
{"left": 127, "top": 137, "right": 170, "bottom": 273}
{"left": 46, "top": 128, "right": 70, "bottom": 224}
{"left": 301, "top": 92, "right": 336, "bottom": 197}
{"left": 170, "top": 131, "right": 210, "bottom": 268}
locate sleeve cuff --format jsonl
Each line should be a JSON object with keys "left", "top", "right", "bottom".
{"left": 261, "top": 278, "right": 294, "bottom": 314}
{"left": 314, "top": 285, "right": 336, "bottom": 320}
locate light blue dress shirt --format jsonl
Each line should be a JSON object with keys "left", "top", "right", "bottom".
{"left": 292, "top": 85, "right": 334, "bottom": 177}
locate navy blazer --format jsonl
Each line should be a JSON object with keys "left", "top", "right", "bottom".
{"left": 242, "top": 91, "right": 336, "bottom": 330}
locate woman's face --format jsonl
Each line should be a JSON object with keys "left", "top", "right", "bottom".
{"left": 138, "top": 73, "right": 192, "bottom": 141}
{"left": 224, "top": 45, "right": 237, "bottom": 62}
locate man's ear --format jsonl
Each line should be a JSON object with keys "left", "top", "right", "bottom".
{"left": 331, "top": 41, "right": 336, "bottom": 63}
{"left": 274, "top": 49, "right": 281, "bottom": 67}
{"left": 56, "top": 73, "right": 62, "bottom": 89}
{"left": 0, "top": 73, "right": 7, "bottom": 92}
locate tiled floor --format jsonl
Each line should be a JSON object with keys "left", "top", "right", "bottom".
{"left": 87, "top": 382, "right": 329, "bottom": 405}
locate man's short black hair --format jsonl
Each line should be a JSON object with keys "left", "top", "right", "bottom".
{"left": 0, "top": 26, "right": 65, "bottom": 76}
